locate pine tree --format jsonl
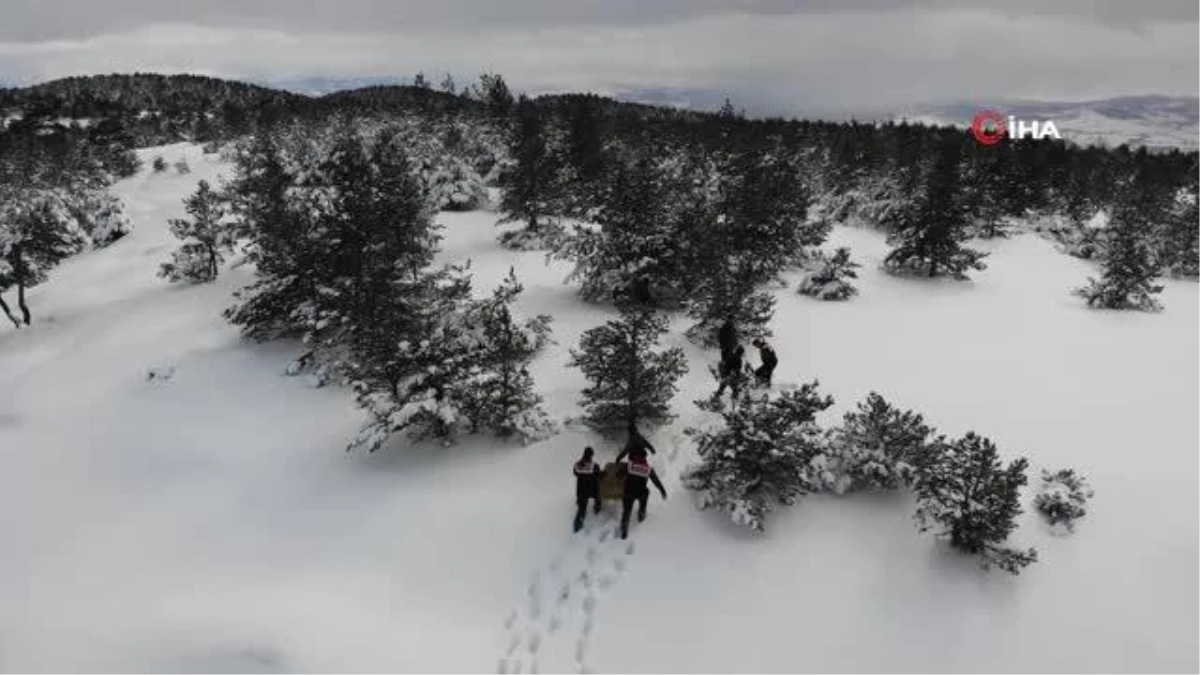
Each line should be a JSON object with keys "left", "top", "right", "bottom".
{"left": 152, "top": 155, "right": 168, "bottom": 173}
{"left": 1073, "top": 174, "right": 1167, "bottom": 311}
{"left": 1158, "top": 179, "right": 1198, "bottom": 279}
{"left": 913, "top": 432, "right": 1037, "bottom": 574}
{"left": 224, "top": 133, "right": 318, "bottom": 341}
{"left": 497, "top": 96, "right": 557, "bottom": 246}
{"left": 0, "top": 191, "right": 85, "bottom": 326}
{"left": 554, "top": 155, "right": 687, "bottom": 305}
{"left": 478, "top": 72, "right": 514, "bottom": 116}
{"left": 460, "top": 268, "right": 556, "bottom": 442}
{"left": 686, "top": 147, "right": 815, "bottom": 340}
{"left": 884, "top": 139, "right": 988, "bottom": 279}
{"left": 159, "top": 180, "right": 233, "bottom": 283}
{"left": 683, "top": 381, "right": 835, "bottom": 531}
{"left": 798, "top": 247, "right": 860, "bottom": 300}
{"left": 822, "top": 392, "right": 935, "bottom": 494}
{"left": 568, "top": 304, "right": 688, "bottom": 430}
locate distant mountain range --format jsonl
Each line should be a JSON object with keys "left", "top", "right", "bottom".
{"left": 894, "top": 96, "right": 1199, "bottom": 152}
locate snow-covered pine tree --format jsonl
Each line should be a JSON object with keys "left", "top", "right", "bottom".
{"left": 553, "top": 154, "right": 687, "bottom": 306}
{"left": 224, "top": 133, "right": 325, "bottom": 342}
{"left": 884, "top": 138, "right": 988, "bottom": 279}
{"left": 347, "top": 263, "right": 479, "bottom": 450}
{"left": 458, "top": 267, "right": 556, "bottom": 442}
{"left": 798, "top": 247, "right": 860, "bottom": 300}
{"left": 685, "top": 146, "right": 815, "bottom": 341}
{"left": 1157, "top": 178, "right": 1198, "bottom": 280}
{"left": 1033, "top": 468, "right": 1093, "bottom": 531}
{"left": 686, "top": 255, "right": 776, "bottom": 345}
{"left": 497, "top": 96, "right": 558, "bottom": 248}
{"left": 152, "top": 155, "right": 168, "bottom": 173}
{"left": 1073, "top": 174, "right": 1166, "bottom": 311}
{"left": 821, "top": 392, "right": 936, "bottom": 494}
{"left": 567, "top": 303, "right": 688, "bottom": 430}
{"left": 683, "top": 381, "right": 835, "bottom": 531}
{"left": 0, "top": 190, "right": 86, "bottom": 326}
{"left": 913, "top": 432, "right": 1037, "bottom": 574}
{"left": 159, "top": 180, "right": 233, "bottom": 283}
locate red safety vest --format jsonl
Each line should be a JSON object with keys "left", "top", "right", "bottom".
{"left": 628, "top": 460, "right": 651, "bottom": 478}
{"left": 575, "top": 460, "right": 598, "bottom": 475}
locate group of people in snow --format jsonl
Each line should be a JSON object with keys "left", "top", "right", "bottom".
{"left": 714, "top": 318, "right": 777, "bottom": 402}
{"left": 570, "top": 318, "right": 780, "bottom": 538}
{"left": 573, "top": 423, "right": 668, "bottom": 539}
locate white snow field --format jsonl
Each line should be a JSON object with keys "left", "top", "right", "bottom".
{"left": 1, "top": 144, "right": 1196, "bottom": 673}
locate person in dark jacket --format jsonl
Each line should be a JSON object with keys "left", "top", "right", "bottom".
{"left": 715, "top": 344, "right": 746, "bottom": 399}
{"left": 717, "top": 319, "right": 737, "bottom": 359}
{"left": 751, "top": 337, "right": 778, "bottom": 386}
{"left": 615, "top": 422, "right": 656, "bottom": 463}
{"left": 619, "top": 454, "right": 667, "bottom": 539}
{"left": 573, "top": 447, "right": 602, "bottom": 532}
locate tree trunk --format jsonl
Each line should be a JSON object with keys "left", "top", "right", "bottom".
{"left": 0, "top": 294, "right": 20, "bottom": 329}
{"left": 17, "top": 279, "right": 30, "bottom": 325}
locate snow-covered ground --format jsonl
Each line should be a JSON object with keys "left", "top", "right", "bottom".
{"left": 1, "top": 144, "right": 1196, "bottom": 672}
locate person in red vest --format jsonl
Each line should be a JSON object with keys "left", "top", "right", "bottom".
{"left": 573, "top": 447, "right": 603, "bottom": 532}
{"left": 620, "top": 454, "right": 667, "bottom": 540}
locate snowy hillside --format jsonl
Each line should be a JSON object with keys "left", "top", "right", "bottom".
{"left": 1, "top": 145, "right": 1197, "bottom": 672}
{"left": 898, "top": 96, "right": 1200, "bottom": 151}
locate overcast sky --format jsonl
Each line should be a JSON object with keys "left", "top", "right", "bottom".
{"left": 0, "top": 0, "right": 1195, "bottom": 116}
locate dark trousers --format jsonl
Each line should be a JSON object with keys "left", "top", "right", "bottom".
{"left": 755, "top": 364, "right": 775, "bottom": 386}
{"left": 574, "top": 491, "right": 601, "bottom": 532}
{"left": 619, "top": 488, "right": 649, "bottom": 538}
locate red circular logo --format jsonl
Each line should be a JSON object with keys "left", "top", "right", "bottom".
{"left": 970, "top": 110, "right": 1007, "bottom": 146}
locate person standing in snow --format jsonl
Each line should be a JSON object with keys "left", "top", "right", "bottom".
{"left": 615, "top": 421, "right": 657, "bottom": 463}
{"left": 751, "top": 337, "right": 778, "bottom": 386}
{"left": 573, "top": 447, "right": 603, "bottom": 532}
{"left": 620, "top": 454, "right": 667, "bottom": 539}
{"left": 715, "top": 343, "right": 746, "bottom": 400}
{"left": 717, "top": 318, "right": 738, "bottom": 360}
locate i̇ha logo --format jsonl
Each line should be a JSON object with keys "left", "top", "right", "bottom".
{"left": 970, "top": 109, "right": 1061, "bottom": 145}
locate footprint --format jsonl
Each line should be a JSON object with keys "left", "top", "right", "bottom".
{"left": 599, "top": 529, "right": 610, "bottom": 543}
{"left": 598, "top": 574, "right": 615, "bottom": 591}
{"left": 511, "top": 658, "right": 522, "bottom": 674}
{"left": 614, "top": 558, "right": 626, "bottom": 574}
{"left": 557, "top": 583, "right": 571, "bottom": 605}
{"left": 626, "top": 541, "right": 636, "bottom": 555}
{"left": 506, "top": 633, "right": 521, "bottom": 656}
{"left": 549, "top": 615, "right": 561, "bottom": 633}
{"left": 498, "top": 658, "right": 508, "bottom": 674}
{"left": 529, "top": 658, "right": 539, "bottom": 674}
{"left": 575, "top": 637, "right": 588, "bottom": 664}
{"left": 504, "top": 611, "right": 517, "bottom": 630}
{"left": 527, "top": 632, "right": 541, "bottom": 655}
{"left": 582, "top": 613, "right": 595, "bottom": 636}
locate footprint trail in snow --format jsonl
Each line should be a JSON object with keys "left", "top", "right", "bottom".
{"left": 496, "top": 435, "right": 684, "bottom": 674}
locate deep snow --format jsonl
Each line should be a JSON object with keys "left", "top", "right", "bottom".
{"left": 0, "top": 144, "right": 1196, "bottom": 673}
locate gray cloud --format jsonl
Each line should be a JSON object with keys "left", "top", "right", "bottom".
{"left": 0, "top": 1, "right": 1195, "bottom": 115}
{"left": 0, "top": 0, "right": 1195, "bottom": 41}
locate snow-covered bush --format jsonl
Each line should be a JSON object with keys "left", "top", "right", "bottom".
{"left": 818, "top": 392, "right": 936, "bottom": 494}
{"left": 684, "top": 381, "right": 834, "bottom": 531}
{"left": 914, "top": 432, "right": 1037, "bottom": 574}
{"left": 67, "top": 190, "right": 131, "bottom": 246}
{"left": 798, "top": 247, "right": 860, "bottom": 301}
{"left": 174, "top": 157, "right": 191, "bottom": 175}
{"left": 1034, "top": 468, "right": 1093, "bottom": 531}
{"left": 152, "top": 155, "right": 168, "bottom": 173}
